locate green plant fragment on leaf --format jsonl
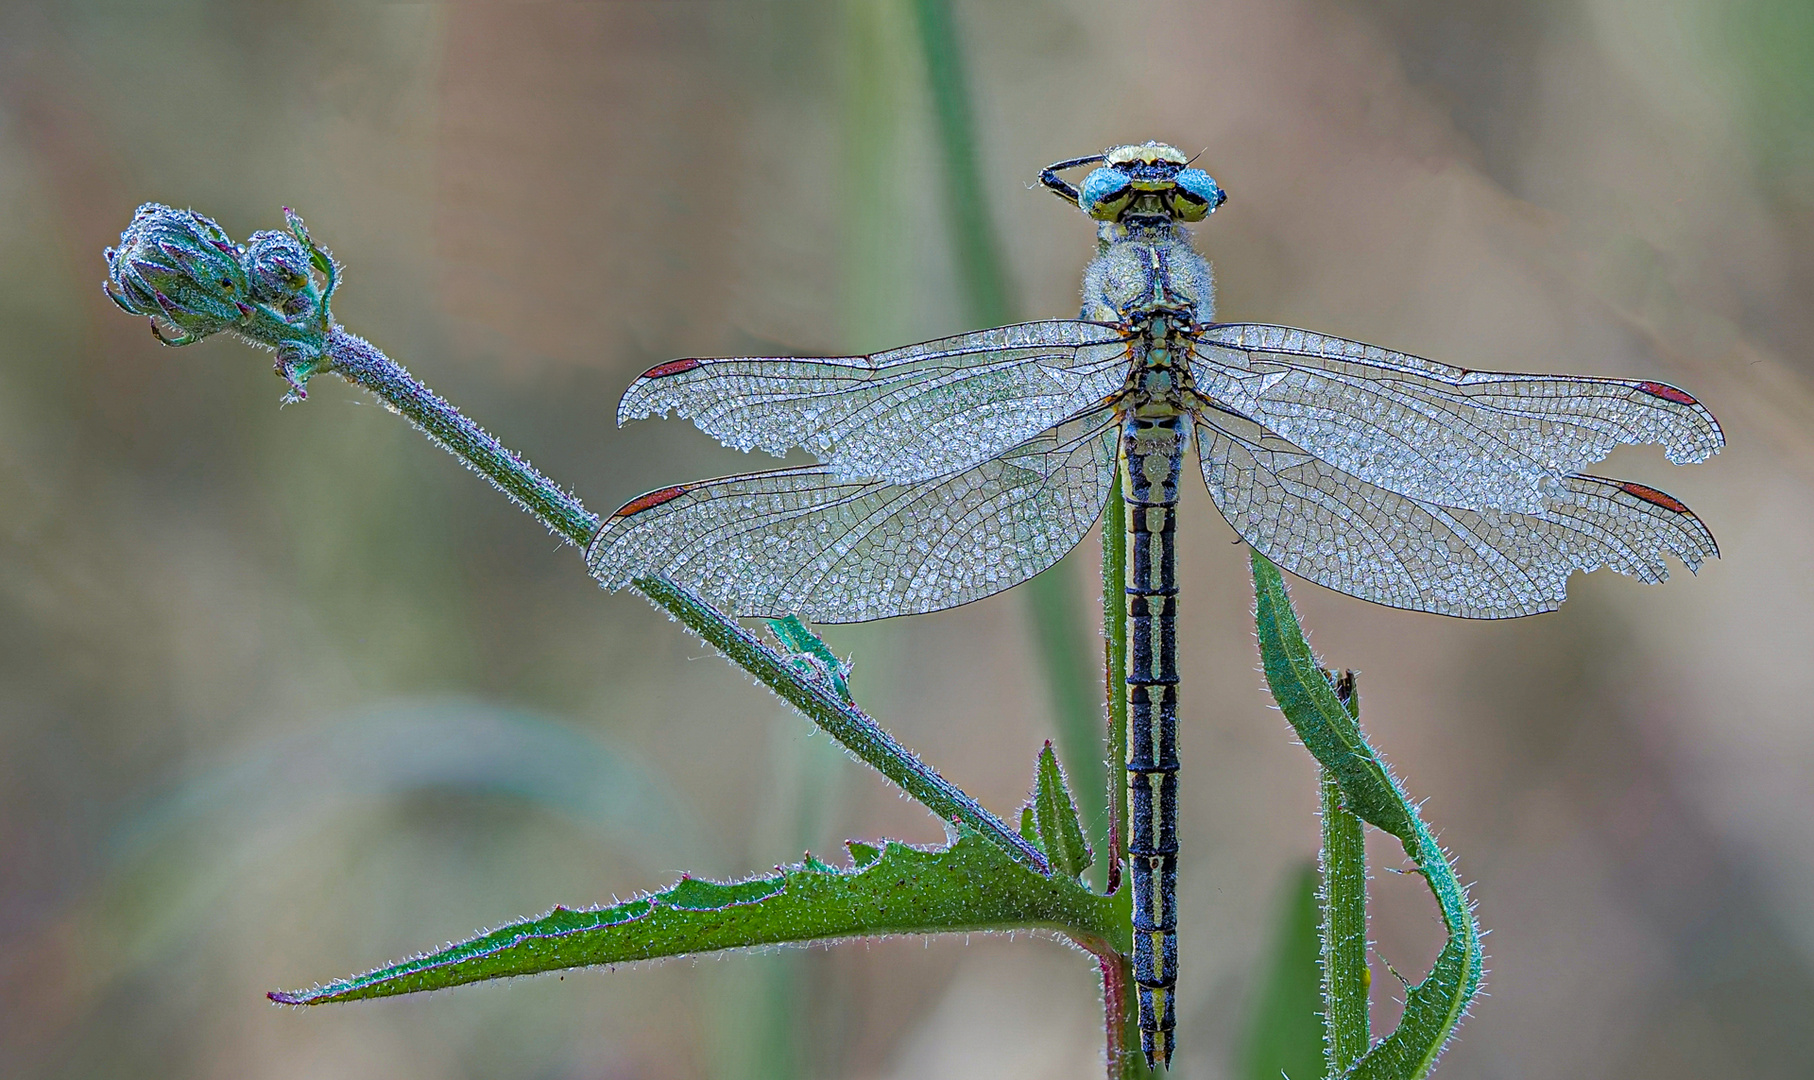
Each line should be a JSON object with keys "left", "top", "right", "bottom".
{"left": 845, "top": 840, "right": 880, "bottom": 868}
{"left": 664, "top": 876, "right": 785, "bottom": 910}
{"left": 270, "top": 828, "right": 1125, "bottom": 1006}
{"left": 766, "top": 615, "right": 853, "bottom": 703}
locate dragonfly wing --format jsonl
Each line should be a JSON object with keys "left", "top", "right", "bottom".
{"left": 619, "top": 321, "right": 1132, "bottom": 484}
{"left": 589, "top": 404, "right": 1122, "bottom": 622}
{"left": 1191, "top": 324, "right": 1723, "bottom": 515}
{"left": 1194, "top": 408, "right": 1719, "bottom": 618}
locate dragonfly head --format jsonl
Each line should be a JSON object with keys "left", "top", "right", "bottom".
{"left": 1059, "top": 141, "right": 1227, "bottom": 224}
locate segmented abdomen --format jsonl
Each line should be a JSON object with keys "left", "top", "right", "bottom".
{"left": 1122, "top": 414, "right": 1184, "bottom": 1068}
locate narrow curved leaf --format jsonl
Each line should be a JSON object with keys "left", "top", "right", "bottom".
{"left": 909, "top": 0, "right": 1109, "bottom": 887}
{"left": 272, "top": 827, "right": 1126, "bottom": 1005}
{"left": 1252, "top": 552, "right": 1484, "bottom": 1079}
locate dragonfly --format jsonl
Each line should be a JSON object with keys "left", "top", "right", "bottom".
{"left": 587, "top": 141, "right": 1723, "bottom": 1067}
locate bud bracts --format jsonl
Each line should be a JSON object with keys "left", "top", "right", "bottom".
{"left": 103, "top": 204, "right": 252, "bottom": 345}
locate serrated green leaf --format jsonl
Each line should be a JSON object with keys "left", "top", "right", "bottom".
{"left": 1033, "top": 742, "right": 1093, "bottom": 879}
{"left": 1251, "top": 552, "right": 1483, "bottom": 1080}
{"left": 271, "top": 828, "right": 1126, "bottom": 1005}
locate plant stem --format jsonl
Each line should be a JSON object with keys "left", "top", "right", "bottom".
{"left": 635, "top": 576, "right": 1049, "bottom": 874}
{"left": 1321, "top": 765, "right": 1370, "bottom": 1073}
{"left": 1101, "top": 466, "right": 1128, "bottom": 895}
{"left": 908, "top": 0, "right": 1012, "bottom": 324}
{"left": 1100, "top": 455, "right": 1137, "bottom": 1076}
{"left": 326, "top": 327, "right": 597, "bottom": 545}
{"left": 319, "top": 326, "right": 1049, "bottom": 876}
{"left": 1096, "top": 952, "right": 1156, "bottom": 1080}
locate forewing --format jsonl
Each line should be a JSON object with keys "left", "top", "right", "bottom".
{"left": 1195, "top": 408, "right": 1718, "bottom": 618}
{"left": 1191, "top": 324, "right": 1723, "bottom": 515}
{"left": 589, "top": 404, "right": 1122, "bottom": 622}
{"left": 619, "top": 321, "right": 1132, "bottom": 484}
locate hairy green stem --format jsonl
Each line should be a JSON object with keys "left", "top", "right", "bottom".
{"left": 327, "top": 327, "right": 597, "bottom": 544}
{"left": 1099, "top": 450, "right": 1136, "bottom": 1075}
{"left": 634, "top": 576, "right": 1049, "bottom": 874}
{"left": 1101, "top": 467, "right": 1128, "bottom": 888}
{"left": 320, "top": 326, "right": 1049, "bottom": 877}
{"left": 1321, "top": 765, "right": 1371, "bottom": 1072}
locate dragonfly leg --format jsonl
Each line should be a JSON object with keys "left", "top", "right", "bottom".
{"left": 1039, "top": 152, "right": 1106, "bottom": 206}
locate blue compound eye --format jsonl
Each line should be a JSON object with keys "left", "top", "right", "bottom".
{"left": 1079, "top": 167, "right": 1135, "bottom": 221}
{"left": 1168, "top": 169, "right": 1226, "bottom": 221}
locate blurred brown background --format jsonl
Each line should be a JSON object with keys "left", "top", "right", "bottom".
{"left": 2, "top": 1, "right": 1811, "bottom": 1077}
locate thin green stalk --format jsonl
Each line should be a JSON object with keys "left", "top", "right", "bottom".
{"left": 327, "top": 327, "right": 597, "bottom": 544}
{"left": 1101, "top": 465, "right": 1128, "bottom": 886}
{"left": 909, "top": 0, "right": 1108, "bottom": 876}
{"left": 907, "top": 0, "right": 1012, "bottom": 325}
{"left": 1100, "top": 953, "right": 1156, "bottom": 1080}
{"left": 1321, "top": 765, "right": 1370, "bottom": 1073}
{"left": 1238, "top": 864, "right": 1324, "bottom": 1080}
{"left": 649, "top": 581, "right": 1054, "bottom": 877}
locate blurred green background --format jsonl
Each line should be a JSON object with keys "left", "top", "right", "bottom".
{"left": 3, "top": 1, "right": 1812, "bottom": 1076}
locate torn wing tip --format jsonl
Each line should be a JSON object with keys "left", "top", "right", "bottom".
{"left": 614, "top": 392, "right": 681, "bottom": 428}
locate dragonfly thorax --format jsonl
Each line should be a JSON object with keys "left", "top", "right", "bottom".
{"left": 1081, "top": 228, "right": 1216, "bottom": 327}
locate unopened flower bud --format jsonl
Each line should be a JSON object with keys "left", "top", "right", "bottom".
{"left": 103, "top": 203, "right": 251, "bottom": 345}
{"left": 243, "top": 229, "right": 315, "bottom": 314}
